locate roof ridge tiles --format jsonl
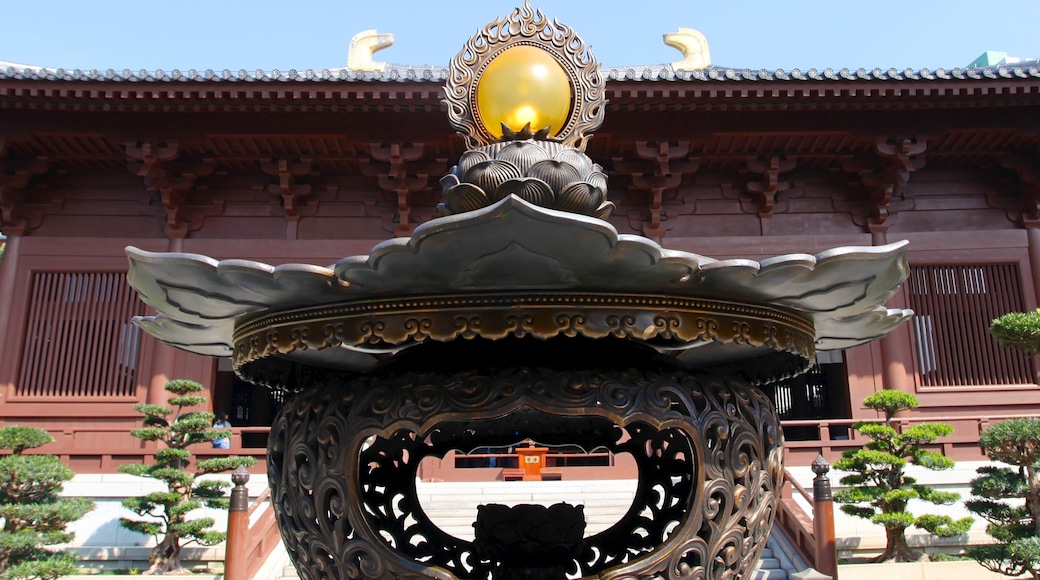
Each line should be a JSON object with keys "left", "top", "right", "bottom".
{"left": 2, "top": 62, "right": 1038, "bottom": 83}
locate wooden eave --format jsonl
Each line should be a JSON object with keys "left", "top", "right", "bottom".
{"left": 1, "top": 76, "right": 1039, "bottom": 113}
{"left": 1, "top": 75, "right": 1038, "bottom": 176}
{"left": 0, "top": 79, "right": 445, "bottom": 113}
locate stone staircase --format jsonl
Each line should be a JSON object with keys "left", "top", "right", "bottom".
{"left": 273, "top": 479, "right": 804, "bottom": 579}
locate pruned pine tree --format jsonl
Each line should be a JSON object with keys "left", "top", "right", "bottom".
{"left": 833, "top": 390, "right": 972, "bottom": 562}
{"left": 965, "top": 417, "right": 1040, "bottom": 579}
{"left": 967, "top": 311, "right": 1040, "bottom": 578}
{"left": 990, "top": 308, "right": 1040, "bottom": 356}
{"left": 0, "top": 425, "right": 94, "bottom": 580}
{"left": 119, "top": 379, "right": 256, "bottom": 575}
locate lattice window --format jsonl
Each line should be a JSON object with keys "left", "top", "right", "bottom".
{"left": 907, "top": 264, "right": 1035, "bottom": 387}
{"left": 17, "top": 272, "right": 149, "bottom": 398}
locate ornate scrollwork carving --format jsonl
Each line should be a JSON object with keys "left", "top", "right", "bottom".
{"left": 233, "top": 292, "right": 816, "bottom": 371}
{"left": 443, "top": 2, "right": 604, "bottom": 150}
{"left": 267, "top": 340, "right": 783, "bottom": 579}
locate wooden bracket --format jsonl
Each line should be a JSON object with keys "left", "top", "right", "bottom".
{"left": 126, "top": 140, "right": 216, "bottom": 238}
{"left": 362, "top": 142, "right": 442, "bottom": 236}
{"left": 840, "top": 135, "right": 925, "bottom": 232}
{"left": 0, "top": 153, "right": 49, "bottom": 235}
{"left": 999, "top": 154, "right": 1040, "bottom": 226}
{"left": 745, "top": 155, "right": 796, "bottom": 217}
{"left": 260, "top": 157, "right": 316, "bottom": 221}
{"left": 612, "top": 141, "right": 699, "bottom": 241}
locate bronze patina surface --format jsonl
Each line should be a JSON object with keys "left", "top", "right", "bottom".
{"left": 266, "top": 339, "right": 783, "bottom": 579}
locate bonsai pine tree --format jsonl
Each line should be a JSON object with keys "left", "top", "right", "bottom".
{"left": 119, "top": 379, "right": 256, "bottom": 575}
{"left": 989, "top": 308, "right": 1040, "bottom": 356}
{"left": 833, "top": 390, "right": 972, "bottom": 562}
{"left": 965, "top": 418, "right": 1040, "bottom": 580}
{"left": 0, "top": 425, "right": 94, "bottom": 580}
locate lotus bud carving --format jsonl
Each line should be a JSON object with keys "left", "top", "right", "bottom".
{"left": 439, "top": 140, "right": 614, "bottom": 218}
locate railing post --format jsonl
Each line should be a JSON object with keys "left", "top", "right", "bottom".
{"left": 818, "top": 422, "right": 831, "bottom": 442}
{"left": 224, "top": 465, "right": 250, "bottom": 580}
{"left": 811, "top": 455, "right": 838, "bottom": 580}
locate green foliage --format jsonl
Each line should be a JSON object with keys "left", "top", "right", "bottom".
{"left": 966, "top": 418, "right": 1040, "bottom": 580}
{"left": 120, "top": 379, "right": 256, "bottom": 574}
{"left": 833, "top": 391, "right": 972, "bottom": 562}
{"left": 1, "top": 552, "right": 78, "bottom": 580}
{"left": 0, "top": 426, "right": 94, "bottom": 579}
{"left": 0, "top": 427, "right": 53, "bottom": 455}
{"left": 977, "top": 417, "right": 1040, "bottom": 467}
{"left": 861, "top": 389, "right": 919, "bottom": 419}
{"left": 0, "top": 456, "right": 73, "bottom": 504}
{"left": 990, "top": 309, "right": 1040, "bottom": 356}
{"left": 163, "top": 379, "right": 204, "bottom": 396}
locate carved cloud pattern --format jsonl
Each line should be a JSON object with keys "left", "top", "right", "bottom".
{"left": 128, "top": 196, "right": 911, "bottom": 359}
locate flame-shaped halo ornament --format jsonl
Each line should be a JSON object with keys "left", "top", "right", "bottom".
{"left": 440, "top": 1, "right": 614, "bottom": 219}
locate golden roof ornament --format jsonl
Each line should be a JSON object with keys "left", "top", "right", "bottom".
{"left": 346, "top": 30, "right": 395, "bottom": 72}
{"left": 439, "top": 2, "right": 613, "bottom": 218}
{"left": 664, "top": 27, "right": 712, "bottom": 71}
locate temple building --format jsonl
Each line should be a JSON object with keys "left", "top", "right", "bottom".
{"left": 1, "top": 20, "right": 1039, "bottom": 572}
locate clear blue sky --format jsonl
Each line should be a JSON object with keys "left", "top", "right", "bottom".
{"left": 0, "top": 0, "right": 1037, "bottom": 72}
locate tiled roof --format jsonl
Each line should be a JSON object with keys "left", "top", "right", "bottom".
{"left": 2, "top": 61, "right": 1039, "bottom": 83}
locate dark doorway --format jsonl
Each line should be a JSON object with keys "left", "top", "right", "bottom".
{"left": 214, "top": 367, "right": 286, "bottom": 449}
{"left": 763, "top": 353, "right": 850, "bottom": 441}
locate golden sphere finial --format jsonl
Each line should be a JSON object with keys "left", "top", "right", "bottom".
{"left": 476, "top": 45, "right": 572, "bottom": 139}
{"left": 444, "top": 3, "right": 604, "bottom": 151}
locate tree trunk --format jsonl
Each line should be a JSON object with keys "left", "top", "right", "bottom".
{"left": 872, "top": 525, "right": 921, "bottom": 563}
{"left": 147, "top": 533, "right": 183, "bottom": 575}
{"left": 1026, "top": 464, "right": 1040, "bottom": 537}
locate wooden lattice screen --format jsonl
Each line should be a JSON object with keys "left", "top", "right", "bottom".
{"left": 17, "top": 272, "right": 149, "bottom": 398}
{"left": 907, "top": 264, "right": 1036, "bottom": 387}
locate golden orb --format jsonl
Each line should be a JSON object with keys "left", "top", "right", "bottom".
{"left": 476, "top": 45, "right": 572, "bottom": 138}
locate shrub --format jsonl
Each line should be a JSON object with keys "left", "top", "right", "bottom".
{"left": 0, "top": 425, "right": 94, "bottom": 580}
{"left": 965, "top": 417, "right": 1040, "bottom": 580}
{"left": 119, "top": 379, "right": 255, "bottom": 575}
{"left": 990, "top": 309, "right": 1040, "bottom": 355}
{"left": 833, "top": 390, "right": 972, "bottom": 562}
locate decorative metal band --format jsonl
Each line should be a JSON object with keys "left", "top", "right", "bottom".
{"left": 266, "top": 356, "right": 784, "bottom": 579}
{"left": 443, "top": 2, "right": 605, "bottom": 150}
{"left": 231, "top": 292, "right": 816, "bottom": 369}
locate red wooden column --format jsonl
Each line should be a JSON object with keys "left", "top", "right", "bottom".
{"left": 0, "top": 234, "right": 20, "bottom": 361}
{"left": 1027, "top": 225, "right": 1040, "bottom": 307}
{"left": 146, "top": 345, "right": 178, "bottom": 405}
{"left": 872, "top": 228, "right": 914, "bottom": 395}
{"left": 145, "top": 238, "right": 183, "bottom": 406}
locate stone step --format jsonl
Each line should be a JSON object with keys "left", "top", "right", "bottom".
{"left": 758, "top": 557, "right": 781, "bottom": 569}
